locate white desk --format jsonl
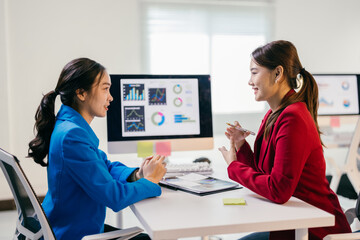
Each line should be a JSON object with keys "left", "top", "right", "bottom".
{"left": 112, "top": 135, "right": 334, "bottom": 239}
{"left": 130, "top": 187, "right": 334, "bottom": 240}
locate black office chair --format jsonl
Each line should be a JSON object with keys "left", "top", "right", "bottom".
{"left": 324, "top": 192, "right": 360, "bottom": 240}
{"left": 0, "top": 148, "right": 143, "bottom": 240}
{"left": 344, "top": 192, "right": 360, "bottom": 226}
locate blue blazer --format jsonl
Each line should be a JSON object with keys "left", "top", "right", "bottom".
{"left": 42, "top": 105, "right": 161, "bottom": 240}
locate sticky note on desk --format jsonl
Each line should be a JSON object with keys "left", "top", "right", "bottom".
{"left": 330, "top": 116, "right": 340, "bottom": 127}
{"left": 155, "top": 141, "right": 171, "bottom": 156}
{"left": 137, "top": 142, "right": 154, "bottom": 158}
{"left": 223, "top": 198, "right": 246, "bottom": 205}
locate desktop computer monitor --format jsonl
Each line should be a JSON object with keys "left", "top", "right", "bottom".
{"left": 313, "top": 74, "right": 360, "bottom": 116}
{"left": 107, "top": 74, "right": 213, "bottom": 154}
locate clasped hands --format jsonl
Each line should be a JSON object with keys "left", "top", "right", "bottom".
{"left": 136, "top": 155, "right": 167, "bottom": 183}
{"left": 218, "top": 121, "right": 251, "bottom": 165}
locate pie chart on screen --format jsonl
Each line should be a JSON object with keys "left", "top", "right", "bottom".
{"left": 151, "top": 112, "right": 165, "bottom": 126}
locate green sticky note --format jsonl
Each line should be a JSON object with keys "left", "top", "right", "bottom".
{"left": 223, "top": 198, "right": 246, "bottom": 205}
{"left": 137, "top": 142, "right": 154, "bottom": 158}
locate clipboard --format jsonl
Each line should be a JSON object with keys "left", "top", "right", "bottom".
{"left": 159, "top": 173, "right": 241, "bottom": 196}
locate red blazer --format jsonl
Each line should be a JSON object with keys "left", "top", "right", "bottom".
{"left": 228, "top": 101, "right": 351, "bottom": 240}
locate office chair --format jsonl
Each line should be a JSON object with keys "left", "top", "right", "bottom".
{"left": 328, "top": 117, "right": 360, "bottom": 197}
{"left": 0, "top": 148, "right": 142, "bottom": 240}
{"left": 323, "top": 192, "right": 360, "bottom": 240}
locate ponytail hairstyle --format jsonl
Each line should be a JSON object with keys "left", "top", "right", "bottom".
{"left": 28, "top": 58, "right": 106, "bottom": 166}
{"left": 251, "top": 40, "right": 322, "bottom": 144}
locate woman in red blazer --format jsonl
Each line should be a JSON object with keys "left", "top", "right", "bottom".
{"left": 219, "top": 40, "right": 351, "bottom": 240}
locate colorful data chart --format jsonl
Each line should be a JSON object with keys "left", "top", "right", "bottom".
{"left": 123, "top": 84, "right": 145, "bottom": 101}
{"left": 149, "top": 88, "right": 166, "bottom": 105}
{"left": 341, "top": 81, "right": 350, "bottom": 90}
{"left": 174, "top": 114, "right": 195, "bottom": 123}
{"left": 151, "top": 112, "right": 165, "bottom": 126}
{"left": 173, "top": 97, "right": 183, "bottom": 107}
{"left": 343, "top": 99, "right": 351, "bottom": 107}
{"left": 124, "top": 106, "right": 145, "bottom": 132}
{"left": 125, "top": 106, "right": 144, "bottom": 120}
{"left": 125, "top": 121, "right": 145, "bottom": 132}
{"left": 319, "top": 97, "right": 334, "bottom": 107}
{"left": 173, "top": 84, "right": 182, "bottom": 94}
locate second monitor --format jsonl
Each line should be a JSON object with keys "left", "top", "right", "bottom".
{"left": 314, "top": 74, "right": 360, "bottom": 116}
{"left": 107, "top": 74, "right": 213, "bottom": 154}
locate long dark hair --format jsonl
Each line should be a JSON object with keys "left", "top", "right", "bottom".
{"left": 252, "top": 40, "right": 322, "bottom": 143}
{"left": 28, "top": 58, "right": 106, "bottom": 166}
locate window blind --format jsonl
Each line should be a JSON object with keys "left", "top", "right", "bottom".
{"left": 141, "top": 0, "right": 274, "bottom": 113}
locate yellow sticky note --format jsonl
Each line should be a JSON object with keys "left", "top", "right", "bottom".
{"left": 155, "top": 141, "right": 171, "bottom": 156}
{"left": 223, "top": 198, "right": 246, "bottom": 205}
{"left": 137, "top": 142, "right": 154, "bottom": 158}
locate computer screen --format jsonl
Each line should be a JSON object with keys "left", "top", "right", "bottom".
{"left": 107, "top": 74, "right": 213, "bottom": 154}
{"left": 314, "top": 74, "right": 360, "bottom": 116}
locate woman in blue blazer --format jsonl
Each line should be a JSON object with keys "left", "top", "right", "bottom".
{"left": 28, "top": 58, "right": 166, "bottom": 240}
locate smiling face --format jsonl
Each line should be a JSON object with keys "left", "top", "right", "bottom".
{"left": 248, "top": 58, "right": 292, "bottom": 111}
{"left": 248, "top": 58, "right": 278, "bottom": 102}
{"left": 77, "top": 70, "right": 113, "bottom": 124}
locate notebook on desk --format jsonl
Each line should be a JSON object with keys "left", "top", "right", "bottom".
{"left": 159, "top": 173, "right": 241, "bottom": 196}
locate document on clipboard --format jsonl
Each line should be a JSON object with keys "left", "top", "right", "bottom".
{"left": 159, "top": 173, "right": 241, "bottom": 196}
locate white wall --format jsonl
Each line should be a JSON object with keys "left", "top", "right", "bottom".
{"left": 7, "top": 0, "right": 142, "bottom": 156}
{"left": 274, "top": 0, "right": 360, "bottom": 73}
{"left": 0, "top": 0, "right": 9, "bottom": 152}
{"left": 1, "top": 0, "right": 143, "bottom": 199}
{"left": 0, "top": 0, "right": 12, "bottom": 200}
{"left": 1, "top": 0, "right": 360, "bottom": 199}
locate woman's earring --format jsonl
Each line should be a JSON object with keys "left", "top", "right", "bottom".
{"left": 296, "top": 74, "right": 303, "bottom": 90}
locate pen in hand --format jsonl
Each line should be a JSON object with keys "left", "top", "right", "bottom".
{"left": 226, "top": 123, "right": 256, "bottom": 136}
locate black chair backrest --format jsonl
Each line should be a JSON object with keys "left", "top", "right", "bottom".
{"left": 0, "top": 148, "right": 55, "bottom": 240}
{"left": 356, "top": 191, "right": 360, "bottom": 221}
{"left": 1, "top": 160, "right": 40, "bottom": 232}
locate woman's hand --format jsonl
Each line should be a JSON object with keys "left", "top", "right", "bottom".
{"left": 141, "top": 155, "right": 167, "bottom": 183}
{"left": 218, "top": 137, "right": 237, "bottom": 165}
{"left": 225, "top": 121, "right": 251, "bottom": 151}
{"left": 136, "top": 156, "right": 153, "bottom": 180}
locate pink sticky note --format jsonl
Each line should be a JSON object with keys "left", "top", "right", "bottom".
{"left": 155, "top": 141, "right": 171, "bottom": 156}
{"left": 330, "top": 116, "right": 340, "bottom": 128}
